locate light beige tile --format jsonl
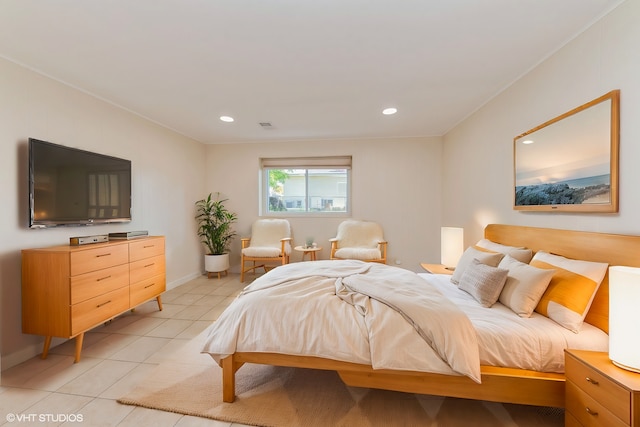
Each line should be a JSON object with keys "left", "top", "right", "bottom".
{"left": 199, "top": 305, "right": 229, "bottom": 321}
{"left": 192, "top": 295, "right": 228, "bottom": 307}
{"left": 17, "top": 356, "right": 102, "bottom": 392}
{"left": 109, "top": 336, "right": 171, "bottom": 363}
{"left": 145, "top": 319, "right": 193, "bottom": 338}
{"left": 0, "top": 387, "right": 50, "bottom": 416}
{"left": 57, "top": 360, "right": 138, "bottom": 397}
{"left": 146, "top": 303, "right": 189, "bottom": 318}
{"left": 171, "top": 293, "right": 208, "bottom": 306}
{"left": 21, "top": 392, "right": 93, "bottom": 427}
{"left": 81, "top": 334, "right": 140, "bottom": 359}
{"left": 1, "top": 353, "right": 71, "bottom": 387}
{"left": 175, "top": 320, "right": 211, "bottom": 339}
{"left": 172, "top": 304, "right": 212, "bottom": 321}
{"left": 99, "top": 363, "right": 157, "bottom": 399}
{"left": 61, "top": 398, "right": 134, "bottom": 427}
{"left": 48, "top": 332, "right": 110, "bottom": 357}
{"left": 113, "top": 317, "right": 167, "bottom": 336}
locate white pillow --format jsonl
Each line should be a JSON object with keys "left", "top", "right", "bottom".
{"left": 451, "top": 247, "right": 504, "bottom": 285}
{"left": 475, "top": 239, "right": 533, "bottom": 264}
{"left": 458, "top": 258, "right": 509, "bottom": 307}
{"left": 498, "top": 255, "right": 556, "bottom": 317}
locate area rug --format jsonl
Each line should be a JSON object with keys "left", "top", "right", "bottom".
{"left": 118, "top": 331, "right": 564, "bottom": 427}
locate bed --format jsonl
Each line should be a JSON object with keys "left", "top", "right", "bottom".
{"left": 202, "top": 224, "right": 640, "bottom": 407}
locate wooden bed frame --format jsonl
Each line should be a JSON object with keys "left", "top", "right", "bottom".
{"left": 219, "top": 224, "right": 640, "bottom": 407}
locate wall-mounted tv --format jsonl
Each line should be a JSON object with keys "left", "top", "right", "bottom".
{"left": 29, "top": 138, "right": 132, "bottom": 228}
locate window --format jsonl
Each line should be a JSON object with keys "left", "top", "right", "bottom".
{"left": 261, "top": 156, "right": 351, "bottom": 215}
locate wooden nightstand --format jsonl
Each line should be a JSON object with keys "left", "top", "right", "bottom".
{"left": 420, "top": 263, "right": 454, "bottom": 275}
{"left": 565, "top": 349, "right": 640, "bottom": 427}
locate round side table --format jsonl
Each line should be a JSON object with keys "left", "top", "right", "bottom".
{"left": 294, "top": 245, "right": 322, "bottom": 261}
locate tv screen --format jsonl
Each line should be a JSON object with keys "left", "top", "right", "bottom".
{"left": 29, "top": 138, "right": 132, "bottom": 228}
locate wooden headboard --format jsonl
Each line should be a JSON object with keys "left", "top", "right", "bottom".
{"left": 484, "top": 224, "right": 640, "bottom": 334}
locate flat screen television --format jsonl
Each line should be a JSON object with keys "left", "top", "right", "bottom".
{"left": 29, "top": 138, "right": 132, "bottom": 228}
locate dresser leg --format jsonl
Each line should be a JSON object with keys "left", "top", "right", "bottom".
{"left": 74, "top": 333, "right": 84, "bottom": 363}
{"left": 156, "top": 295, "right": 163, "bottom": 311}
{"left": 41, "top": 336, "right": 52, "bottom": 359}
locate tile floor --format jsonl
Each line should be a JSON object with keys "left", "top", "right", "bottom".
{"left": 1, "top": 273, "right": 253, "bottom": 427}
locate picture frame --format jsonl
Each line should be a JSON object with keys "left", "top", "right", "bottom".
{"left": 513, "top": 90, "right": 620, "bottom": 212}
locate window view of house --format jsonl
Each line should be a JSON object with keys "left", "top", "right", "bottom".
{"left": 262, "top": 157, "right": 351, "bottom": 215}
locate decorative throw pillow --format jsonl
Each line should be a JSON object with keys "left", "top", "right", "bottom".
{"left": 475, "top": 239, "right": 533, "bottom": 264}
{"left": 458, "top": 258, "right": 509, "bottom": 307}
{"left": 498, "top": 255, "right": 556, "bottom": 317}
{"left": 531, "top": 251, "right": 608, "bottom": 333}
{"left": 451, "top": 247, "right": 504, "bottom": 285}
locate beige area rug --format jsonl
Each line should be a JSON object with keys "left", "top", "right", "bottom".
{"left": 118, "top": 331, "right": 564, "bottom": 427}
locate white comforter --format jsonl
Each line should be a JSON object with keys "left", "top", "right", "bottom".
{"left": 202, "top": 260, "right": 482, "bottom": 382}
{"left": 201, "top": 260, "right": 609, "bottom": 380}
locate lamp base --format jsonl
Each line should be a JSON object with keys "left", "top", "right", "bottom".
{"left": 612, "top": 359, "right": 640, "bottom": 374}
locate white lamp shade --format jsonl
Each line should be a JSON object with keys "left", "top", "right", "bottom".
{"left": 609, "top": 266, "right": 640, "bottom": 373}
{"left": 441, "top": 227, "right": 464, "bottom": 269}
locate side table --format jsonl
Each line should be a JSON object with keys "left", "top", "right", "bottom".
{"left": 420, "top": 263, "right": 454, "bottom": 275}
{"left": 294, "top": 246, "right": 322, "bottom": 261}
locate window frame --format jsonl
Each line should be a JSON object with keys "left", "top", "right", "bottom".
{"left": 260, "top": 156, "right": 352, "bottom": 217}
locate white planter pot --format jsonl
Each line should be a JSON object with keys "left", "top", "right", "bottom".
{"left": 205, "top": 253, "right": 229, "bottom": 273}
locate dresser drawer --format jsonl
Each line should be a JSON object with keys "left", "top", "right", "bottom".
{"left": 129, "top": 237, "right": 165, "bottom": 262}
{"left": 130, "top": 255, "right": 165, "bottom": 283}
{"left": 566, "top": 380, "right": 628, "bottom": 427}
{"left": 566, "top": 352, "right": 631, "bottom": 423}
{"left": 71, "top": 286, "right": 129, "bottom": 335}
{"left": 565, "top": 411, "right": 582, "bottom": 427}
{"left": 70, "top": 244, "right": 129, "bottom": 276}
{"left": 70, "top": 264, "right": 129, "bottom": 305}
{"left": 130, "top": 274, "right": 166, "bottom": 307}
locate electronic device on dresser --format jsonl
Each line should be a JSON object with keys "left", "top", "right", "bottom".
{"left": 28, "top": 138, "right": 132, "bottom": 228}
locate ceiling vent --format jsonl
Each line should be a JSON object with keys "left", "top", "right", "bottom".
{"left": 259, "top": 122, "right": 273, "bottom": 129}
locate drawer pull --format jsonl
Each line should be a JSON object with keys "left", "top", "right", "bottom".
{"left": 144, "top": 245, "right": 155, "bottom": 248}
{"left": 144, "top": 283, "right": 155, "bottom": 289}
{"left": 585, "top": 407, "right": 598, "bottom": 416}
{"left": 95, "top": 253, "right": 111, "bottom": 258}
{"left": 96, "top": 300, "right": 112, "bottom": 308}
{"left": 96, "top": 275, "right": 112, "bottom": 282}
{"left": 144, "top": 263, "right": 155, "bottom": 268}
{"left": 585, "top": 377, "right": 599, "bottom": 385}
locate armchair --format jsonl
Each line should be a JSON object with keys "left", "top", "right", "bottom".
{"left": 241, "top": 219, "right": 292, "bottom": 282}
{"left": 329, "top": 220, "right": 387, "bottom": 264}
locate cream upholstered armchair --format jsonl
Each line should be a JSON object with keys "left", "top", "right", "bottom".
{"left": 241, "top": 219, "right": 292, "bottom": 282}
{"left": 329, "top": 219, "right": 387, "bottom": 264}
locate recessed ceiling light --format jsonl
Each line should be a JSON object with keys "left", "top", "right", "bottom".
{"left": 522, "top": 140, "right": 534, "bottom": 144}
{"left": 220, "top": 116, "right": 234, "bottom": 122}
{"left": 382, "top": 107, "right": 397, "bottom": 115}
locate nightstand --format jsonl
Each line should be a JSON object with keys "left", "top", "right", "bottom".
{"left": 565, "top": 349, "right": 640, "bottom": 427}
{"left": 420, "top": 263, "right": 454, "bottom": 275}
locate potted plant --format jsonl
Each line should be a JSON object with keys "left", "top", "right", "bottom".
{"left": 195, "top": 192, "right": 238, "bottom": 276}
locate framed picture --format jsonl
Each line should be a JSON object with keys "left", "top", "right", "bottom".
{"left": 513, "top": 90, "right": 620, "bottom": 212}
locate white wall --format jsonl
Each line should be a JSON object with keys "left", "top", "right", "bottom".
{"left": 205, "top": 137, "right": 443, "bottom": 273}
{"left": 0, "top": 58, "right": 207, "bottom": 371}
{"left": 442, "top": 0, "right": 640, "bottom": 245}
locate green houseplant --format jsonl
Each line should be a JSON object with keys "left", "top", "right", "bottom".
{"left": 195, "top": 192, "right": 238, "bottom": 275}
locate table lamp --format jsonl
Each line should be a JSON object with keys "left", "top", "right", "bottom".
{"left": 609, "top": 266, "right": 640, "bottom": 373}
{"left": 441, "top": 227, "right": 464, "bottom": 270}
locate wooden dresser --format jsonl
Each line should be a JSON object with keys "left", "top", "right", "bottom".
{"left": 565, "top": 349, "right": 640, "bottom": 427}
{"left": 22, "top": 236, "right": 166, "bottom": 362}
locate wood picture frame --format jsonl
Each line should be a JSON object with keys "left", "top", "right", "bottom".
{"left": 513, "top": 90, "right": 620, "bottom": 212}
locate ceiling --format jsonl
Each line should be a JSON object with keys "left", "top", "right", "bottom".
{"left": 0, "top": 1, "right": 624, "bottom": 144}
